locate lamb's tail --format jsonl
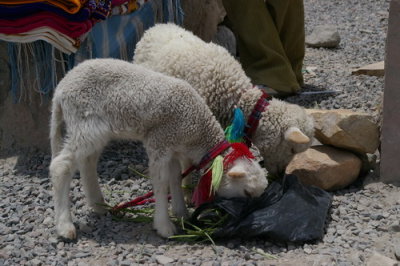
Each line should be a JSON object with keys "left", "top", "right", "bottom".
{"left": 50, "top": 98, "right": 64, "bottom": 159}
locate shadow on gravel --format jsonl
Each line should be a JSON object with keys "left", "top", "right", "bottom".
{"left": 74, "top": 212, "right": 165, "bottom": 246}
{"left": 0, "top": 140, "right": 149, "bottom": 178}
{"left": 0, "top": 147, "right": 50, "bottom": 179}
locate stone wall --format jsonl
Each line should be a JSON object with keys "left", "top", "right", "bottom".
{"left": 0, "top": 42, "right": 52, "bottom": 155}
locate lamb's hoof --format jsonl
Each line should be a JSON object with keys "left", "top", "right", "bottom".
{"left": 57, "top": 222, "right": 77, "bottom": 240}
{"left": 154, "top": 221, "right": 177, "bottom": 238}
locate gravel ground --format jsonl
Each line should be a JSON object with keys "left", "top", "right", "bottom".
{"left": 1, "top": 0, "right": 400, "bottom": 265}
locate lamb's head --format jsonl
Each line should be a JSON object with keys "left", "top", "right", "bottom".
{"left": 217, "top": 157, "right": 268, "bottom": 199}
{"left": 192, "top": 144, "right": 268, "bottom": 207}
{"left": 254, "top": 99, "right": 315, "bottom": 176}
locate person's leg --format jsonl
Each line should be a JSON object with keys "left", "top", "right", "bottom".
{"left": 222, "top": 0, "right": 300, "bottom": 95}
{"left": 266, "top": 0, "right": 305, "bottom": 87}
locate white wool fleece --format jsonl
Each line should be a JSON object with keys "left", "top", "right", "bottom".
{"left": 134, "top": 23, "right": 315, "bottom": 175}
{"left": 133, "top": 23, "right": 252, "bottom": 127}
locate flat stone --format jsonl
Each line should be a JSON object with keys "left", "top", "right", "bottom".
{"left": 155, "top": 255, "right": 174, "bottom": 265}
{"left": 352, "top": 61, "right": 385, "bottom": 77}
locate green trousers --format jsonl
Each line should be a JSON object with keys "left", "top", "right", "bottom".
{"left": 223, "top": 0, "right": 305, "bottom": 95}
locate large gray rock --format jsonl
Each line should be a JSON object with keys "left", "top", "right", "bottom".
{"left": 306, "top": 24, "right": 341, "bottom": 48}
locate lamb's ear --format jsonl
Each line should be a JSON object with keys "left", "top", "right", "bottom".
{"left": 284, "top": 127, "right": 310, "bottom": 144}
{"left": 227, "top": 171, "right": 246, "bottom": 178}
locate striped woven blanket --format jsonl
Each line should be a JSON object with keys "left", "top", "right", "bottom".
{"left": 5, "top": 0, "right": 183, "bottom": 102}
{"left": 0, "top": 0, "right": 86, "bottom": 14}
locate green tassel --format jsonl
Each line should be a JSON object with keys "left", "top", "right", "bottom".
{"left": 210, "top": 155, "right": 224, "bottom": 195}
{"left": 224, "top": 107, "right": 245, "bottom": 143}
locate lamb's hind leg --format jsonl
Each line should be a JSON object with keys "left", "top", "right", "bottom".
{"left": 78, "top": 150, "right": 107, "bottom": 214}
{"left": 49, "top": 148, "right": 78, "bottom": 240}
{"left": 169, "top": 157, "right": 189, "bottom": 219}
{"left": 150, "top": 155, "right": 177, "bottom": 238}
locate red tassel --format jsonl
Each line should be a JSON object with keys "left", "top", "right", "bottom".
{"left": 192, "top": 169, "right": 214, "bottom": 207}
{"left": 223, "top": 142, "right": 255, "bottom": 168}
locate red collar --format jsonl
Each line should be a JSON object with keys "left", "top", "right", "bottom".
{"left": 243, "top": 90, "right": 271, "bottom": 147}
{"left": 181, "top": 140, "right": 231, "bottom": 178}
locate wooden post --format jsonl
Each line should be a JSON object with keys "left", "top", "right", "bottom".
{"left": 380, "top": 0, "right": 400, "bottom": 185}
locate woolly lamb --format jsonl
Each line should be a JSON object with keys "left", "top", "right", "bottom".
{"left": 49, "top": 58, "right": 267, "bottom": 239}
{"left": 134, "top": 23, "right": 314, "bottom": 175}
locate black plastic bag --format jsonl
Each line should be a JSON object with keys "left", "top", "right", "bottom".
{"left": 190, "top": 174, "right": 332, "bottom": 242}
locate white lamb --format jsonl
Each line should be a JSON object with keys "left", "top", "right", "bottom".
{"left": 49, "top": 58, "right": 267, "bottom": 239}
{"left": 134, "top": 23, "right": 315, "bottom": 175}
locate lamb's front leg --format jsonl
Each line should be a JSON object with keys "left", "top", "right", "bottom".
{"left": 169, "top": 158, "right": 189, "bottom": 219}
{"left": 151, "top": 158, "right": 177, "bottom": 238}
